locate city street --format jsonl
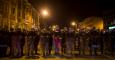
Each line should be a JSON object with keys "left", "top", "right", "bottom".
{"left": 0, "top": 0, "right": 115, "bottom": 60}
{"left": 0, "top": 56, "right": 112, "bottom": 60}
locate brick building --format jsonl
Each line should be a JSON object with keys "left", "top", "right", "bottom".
{"left": 0, "top": 0, "right": 40, "bottom": 31}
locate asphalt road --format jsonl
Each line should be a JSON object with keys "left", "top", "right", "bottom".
{"left": 0, "top": 55, "right": 113, "bottom": 60}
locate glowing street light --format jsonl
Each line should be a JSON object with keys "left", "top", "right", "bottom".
{"left": 42, "top": 9, "right": 49, "bottom": 17}
{"left": 71, "top": 21, "right": 76, "bottom": 26}
{"left": 41, "top": 8, "right": 50, "bottom": 28}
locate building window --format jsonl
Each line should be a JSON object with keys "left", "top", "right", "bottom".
{"left": 12, "top": 7, "right": 15, "bottom": 15}
{"left": 0, "top": 2, "right": 3, "bottom": 13}
{"left": 22, "top": 11, "right": 25, "bottom": 19}
{"left": 18, "top": 11, "right": 21, "bottom": 17}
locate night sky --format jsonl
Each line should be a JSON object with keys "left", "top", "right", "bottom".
{"left": 29, "top": 0, "right": 115, "bottom": 26}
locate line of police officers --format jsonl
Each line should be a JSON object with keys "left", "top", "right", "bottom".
{"left": 0, "top": 27, "right": 115, "bottom": 58}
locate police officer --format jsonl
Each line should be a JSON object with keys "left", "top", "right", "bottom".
{"left": 66, "top": 27, "right": 75, "bottom": 56}
{"left": 40, "top": 28, "right": 50, "bottom": 57}
{"left": 0, "top": 29, "right": 8, "bottom": 57}
{"left": 25, "top": 29, "right": 36, "bottom": 58}
{"left": 60, "top": 27, "right": 67, "bottom": 55}
{"left": 34, "top": 31, "right": 40, "bottom": 55}
{"left": 89, "top": 27, "right": 98, "bottom": 56}
{"left": 78, "top": 29, "right": 86, "bottom": 55}
{"left": 53, "top": 26, "right": 61, "bottom": 56}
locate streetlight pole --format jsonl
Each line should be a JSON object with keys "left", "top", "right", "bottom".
{"left": 41, "top": 9, "right": 49, "bottom": 28}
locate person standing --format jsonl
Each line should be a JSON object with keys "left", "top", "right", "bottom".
{"left": 66, "top": 28, "right": 75, "bottom": 56}
{"left": 40, "top": 28, "right": 50, "bottom": 57}
{"left": 10, "top": 29, "right": 21, "bottom": 57}
{"left": 78, "top": 29, "right": 86, "bottom": 55}
{"left": 110, "top": 30, "right": 115, "bottom": 55}
{"left": 53, "top": 28, "right": 61, "bottom": 56}
{"left": 25, "top": 29, "right": 36, "bottom": 58}
{"left": 20, "top": 30, "right": 25, "bottom": 56}
{"left": 34, "top": 31, "right": 40, "bottom": 55}
{"left": 60, "top": 28, "right": 67, "bottom": 55}
{"left": 48, "top": 30, "right": 53, "bottom": 55}
{"left": 16, "top": 29, "right": 22, "bottom": 57}
{"left": 89, "top": 27, "right": 98, "bottom": 56}
{"left": 0, "top": 29, "right": 8, "bottom": 57}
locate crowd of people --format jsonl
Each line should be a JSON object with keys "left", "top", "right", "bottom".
{"left": 0, "top": 27, "right": 115, "bottom": 58}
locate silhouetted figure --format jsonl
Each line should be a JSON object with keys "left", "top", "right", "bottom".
{"left": 61, "top": 30, "right": 67, "bottom": 55}
{"left": 78, "top": 30, "right": 86, "bottom": 55}
{"left": 34, "top": 32, "right": 40, "bottom": 55}
{"left": 53, "top": 27, "right": 61, "bottom": 56}
{"left": 0, "top": 29, "right": 8, "bottom": 57}
{"left": 20, "top": 31, "right": 25, "bottom": 56}
{"left": 100, "top": 31, "right": 104, "bottom": 55}
{"left": 66, "top": 28, "right": 75, "bottom": 56}
{"left": 48, "top": 31, "right": 53, "bottom": 55}
{"left": 89, "top": 27, "right": 97, "bottom": 56}
{"left": 25, "top": 30, "right": 36, "bottom": 58}
{"left": 110, "top": 30, "right": 115, "bottom": 55}
{"left": 40, "top": 28, "right": 50, "bottom": 57}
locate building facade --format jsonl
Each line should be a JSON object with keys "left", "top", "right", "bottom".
{"left": 0, "top": 0, "right": 40, "bottom": 31}
{"left": 81, "top": 17, "right": 104, "bottom": 30}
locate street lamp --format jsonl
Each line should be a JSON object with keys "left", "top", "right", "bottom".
{"left": 41, "top": 9, "right": 49, "bottom": 28}
{"left": 42, "top": 9, "right": 49, "bottom": 17}
{"left": 71, "top": 21, "right": 76, "bottom": 26}
{"left": 71, "top": 21, "right": 77, "bottom": 31}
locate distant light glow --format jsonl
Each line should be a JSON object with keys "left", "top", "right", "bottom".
{"left": 52, "top": 25, "right": 57, "bottom": 31}
{"left": 109, "top": 26, "right": 115, "bottom": 30}
{"left": 52, "top": 25, "right": 56, "bottom": 29}
{"left": 71, "top": 22, "right": 76, "bottom": 26}
{"left": 42, "top": 9, "right": 48, "bottom": 16}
